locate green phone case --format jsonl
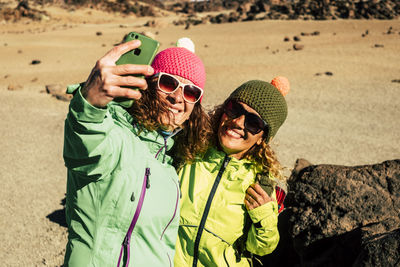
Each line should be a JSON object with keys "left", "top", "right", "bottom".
{"left": 115, "top": 32, "right": 160, "bottom": 108}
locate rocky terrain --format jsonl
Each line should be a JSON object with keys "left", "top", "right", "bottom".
{"left": 261, "top": 159, "right": 400, "bottom": 266}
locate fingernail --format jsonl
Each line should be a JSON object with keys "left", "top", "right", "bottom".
{"left": 148, "top": 66, "right": 154, "bottom": 74}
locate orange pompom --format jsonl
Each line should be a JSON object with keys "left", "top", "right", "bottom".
{"left": 271, "top": 76, "right": 290, "bottom": 96}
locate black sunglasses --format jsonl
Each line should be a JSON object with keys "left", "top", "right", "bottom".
{"left": 223, "top": 100, "right": 267, "bottom": 135}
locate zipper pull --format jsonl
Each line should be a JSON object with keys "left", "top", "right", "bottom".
{"left": 123, "top": 235, "right": 130, "bottom": 246}
{"left": 145, "top": 168, "right": 151, "bottom": 189}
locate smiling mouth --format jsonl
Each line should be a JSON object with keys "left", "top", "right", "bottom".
{"left": 168, "top": 107, "right": 181, "bottom": 114}
{"left": 223, "top": 125, "right": 245, "bottom": 139}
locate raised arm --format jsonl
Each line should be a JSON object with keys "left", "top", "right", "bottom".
{"left": 63, "top": 40, "right": 154, "bottom": 180}
{"left": 244, "top": 183, "right": 280, "bottom": 256}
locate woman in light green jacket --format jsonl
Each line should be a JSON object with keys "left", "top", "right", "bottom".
{"left": 63, "top": 39, "right": 211, "bottom": 266}
{"left": 175, "top": 79, "right": 289, "bottom": 267}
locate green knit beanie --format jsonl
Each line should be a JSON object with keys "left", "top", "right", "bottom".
{"left": 229, "top": 80, "right": 288, "bottom": 141}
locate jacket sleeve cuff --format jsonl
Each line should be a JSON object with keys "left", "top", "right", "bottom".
{"left": 248, "top": 201, "right": 278, "bottom": 224}
{"left": 69, "top": 84, "right": 108, "bottom": 123}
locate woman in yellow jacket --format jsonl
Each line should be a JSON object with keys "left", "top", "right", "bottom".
{"left": 174, "top": 79, "right": 289, "bottom": 266}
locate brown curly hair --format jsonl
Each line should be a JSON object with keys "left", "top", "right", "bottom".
{"left": 127, "top": 78, "right": 212, "bottom": 165}
{"left": 210, "top": 100, "right": 284, "bottom": 181}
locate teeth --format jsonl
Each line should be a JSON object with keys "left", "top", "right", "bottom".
{"left": 168, "top": 108, "right": 180, "bottom": 114}
{"left": 227, "top": 129, "right": 241, "bottom": 138}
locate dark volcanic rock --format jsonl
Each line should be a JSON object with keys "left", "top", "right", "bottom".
{"left": 258, "top": 159, "right": 400, "bottom": 267}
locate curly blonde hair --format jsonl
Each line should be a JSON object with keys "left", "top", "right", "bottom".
{"left": 128, "top": 78, "right": 212, "bottom": 165}
{"left": 210, "top": 100, "right": 284, "bottom": 181}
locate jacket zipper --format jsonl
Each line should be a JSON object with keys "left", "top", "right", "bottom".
{"left": 192, "top": 155, "right": 231, "bottom": 267}
{"left": 117, "top": 168, "right": 150, "bottom": 267}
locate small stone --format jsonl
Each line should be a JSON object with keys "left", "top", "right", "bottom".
{"left": 293, "top": 36, "right": 301, "bottom": 41}
{"left": 391, "top": 79, "right": 400, "bottom": 83}
{"left": 293, "top": 44, "right": 304, "bottom": 51}
{"left": 30, "top": 60, "right": 41, "bottom": 65}
{"left": 325, "top": 71, "right": 333, "bottom": 76}
{"left": 96, "top": 31, "right": 102, "bottom": 36}
{"left": 18, "top": 50, "right": 22, "bottom": 53}
{"left": 374, "top": 44, "right": 384, "bottom": 48}
{"left": 31, "top": 77, "right": 38, "bottom": 82}
{"left": 284, "top": 36, "right": 290, "bottom": 42}
{"left": 8, "top": 84, "right": 23, "bottom": 91}
{"left": 46, "top": 84, "right": 72, "bottom": 102}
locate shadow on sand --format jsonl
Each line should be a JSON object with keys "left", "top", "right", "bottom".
{"left": 46, "top": 197, "right": 67, "bottom": 228}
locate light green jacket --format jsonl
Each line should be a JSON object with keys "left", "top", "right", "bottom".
{"left": 63, "top": 85, "right": 180, "bottom": 266}
{"left": 174, "top": 147, "right": 279, "bottom": 267}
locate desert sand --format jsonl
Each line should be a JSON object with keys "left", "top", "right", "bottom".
{"left": 0, "top": 4, "right": 399, "bottom": 266}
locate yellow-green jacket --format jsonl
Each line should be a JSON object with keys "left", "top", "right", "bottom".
{"left": 174, "top": 147, "right": 279, "bottom": 267}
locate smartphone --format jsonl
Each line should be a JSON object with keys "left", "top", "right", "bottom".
{"left": 114, "top": 32, "right": 160, "bottom": 108}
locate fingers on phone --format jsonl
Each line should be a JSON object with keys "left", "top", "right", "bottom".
{"left": 114, "top": 64, "right": 154, "bottom": 77}
{"left": 120, "top": 75, "right": 148, "bottom": 90}
{"left": 107, "top": 40, "right": 142, "bottom": 62}
{"left": 105, "top": 86, "right": 142, "bottom": 100}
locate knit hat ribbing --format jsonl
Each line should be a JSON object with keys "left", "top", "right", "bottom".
{"left": 229, "top": 80, "right": 288, "bottom": 141}
{"left": 151, "top": 47, "right": 206, "bottom": 89}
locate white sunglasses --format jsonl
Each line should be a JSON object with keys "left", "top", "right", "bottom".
{"left": 154, "top": 72, "right": 203, "bottom": 104}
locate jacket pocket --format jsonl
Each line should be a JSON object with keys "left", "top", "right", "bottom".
{"left": 223, "top": 245, "right": 250, "bottom": 267}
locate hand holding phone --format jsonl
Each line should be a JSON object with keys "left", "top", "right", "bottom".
{"left": 81, "top": 34, "right": 158, "bottom": 108}
{"left": 114, "top": 32, "right": 160, "bottom": 108}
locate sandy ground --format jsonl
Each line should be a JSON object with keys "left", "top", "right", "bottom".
{"left": 0, "top": 4, "right": 399, "bottom": 266}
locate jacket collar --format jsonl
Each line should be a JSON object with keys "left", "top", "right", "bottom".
{"left": 108, "top": 102, "right": 176, "bottom": 162}
{"left": 203, "top": 146, "right": 261, "bottom": 173}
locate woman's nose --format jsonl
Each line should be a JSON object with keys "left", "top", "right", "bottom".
{"left": 168, "top": 87, "right": 184, "bottom": 103}
{"left": 231, "top": 114, "right": 246, "bottom": 129}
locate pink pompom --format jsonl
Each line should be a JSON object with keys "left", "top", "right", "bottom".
{"left": 271, "top": 76, "right": 290, "bottom": 96}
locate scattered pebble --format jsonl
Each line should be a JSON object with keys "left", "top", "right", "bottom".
{"left": 284, "top": 36, "right": 290, "bottom": 42}
{"left": 293, "top": 44, "right": 304, "bottom": 51}
{"left": 102, "top": 44, "right": 106, "bottom": 47}
{"left": 96, "top": 31, "right": 102, "bottom": 36}
{"left": 265, "top": 46, "right": 269, "bottom": 50}
{"left": 204, "top": 44, "right": 208, "bottom": 48}
{"left": 4, "top": 43, "right": 7, "bottom": 46}
{"left": 315, "top": 72, "right": 333, "bottom": 76}
{"left": 4, "top": 75, "right": 9, "bottom": 79}
{"left": 45, "top": 84, "right": 72, "bottom": 102}
{"left": 374, "top": 44, "right": 384, "bottom": 48}
{"left": 293, "top": 36, "right": 301, "bottom": 41}
{"left": 8, "top": 84, "right": 23, "bottom": 91}
{"left": 18, "top": 50, "right": 22, "bottom": 53}
{"left": 30, "top": 60, "right": 41, "bottom": 65}
{"left": 392, "top": 79, "right": 400, "bottom": 83}
{"left": 31, "top": 77, "right": 38, "bottom": 82}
